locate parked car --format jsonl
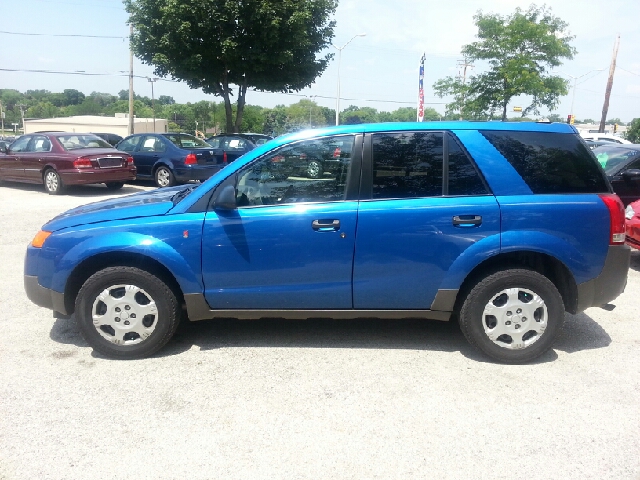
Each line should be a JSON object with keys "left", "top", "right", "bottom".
{"left": 580, "top": 132, "right": 631, "bottom": 144}
{"left": 205, "top": 133, "right": 273, "bottom": 164}
{"left": 116, "top": 133, "right": 223, "bottom": 188}
{"left": 0, "top": 132, "right": 136, "bottom": 194}
{"left": 93, "top": 133, "right": 123, "bottom": 147}
{"left": 584, "top": 139, "right": 610, "bottom": 150}
{"left": 593, "top": 144, "right": 640, "bottom": 206}
{"left": 24, "top": 122, "right": 629, "bottom": 363}
{"left": 625, "top": 199, "right": 640, "bottom": 250}
{"left": 0, "top": 140, "right": 10, "bottom": 152}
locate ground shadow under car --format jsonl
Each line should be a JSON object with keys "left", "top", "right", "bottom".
{"left": 49, "top": 310, "right": 611, "bottom": 364}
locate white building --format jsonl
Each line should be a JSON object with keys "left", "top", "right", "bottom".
{"left": 23, "top": 114, "right": 167, "bottom": 136}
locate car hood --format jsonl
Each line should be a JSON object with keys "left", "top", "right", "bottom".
{"left": 43, "top": 186, "right": 182, "bottom": 231}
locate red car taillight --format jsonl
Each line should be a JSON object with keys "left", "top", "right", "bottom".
{"left": 126, "top": 156, "right": 134, "bottom": 166}
{"left": 185, "top": 153, "right": 197, "bottom": 165}
{"left": 599, "top": 194, "right": 626, "bottom": 244}
{"left": 271, "top": 155, "right": 285, "bottom": 163}
{"left": 74, "top": 157, "right": 93, "bottom": 169}
{"left": 223, "top": 151, "right": 228, "bottom": 164}
{"left": 333, "top": 147, "right": 341, "bottom": 158}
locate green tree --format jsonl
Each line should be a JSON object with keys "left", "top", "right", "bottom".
{"left": 125, "top": 0, "right": 337, "bottom": 133}
{"left": 433, "top": 5, "right": 575, "bottom": 121}
{"left": 625, "top": 118, "right": 640, "bottom": 143}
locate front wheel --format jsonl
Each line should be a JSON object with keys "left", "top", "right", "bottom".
{"left": 154, "top": 166, "right": 176, "bottom": 188}
{"left": 43, "top": 169, "right": 64, "bottom": 195}
{"left": 458, "top": 269, "right": 564, "bottom": 364}
{"left": 74, "top": 267, "right": 181, "bottom": 359}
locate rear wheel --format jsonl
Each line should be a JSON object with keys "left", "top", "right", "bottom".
{"left": 74, "top": 267, "right": 181, "bottom": 359}
{"left": 43, "top": 169, "right": 64, "bottom": 195}
{"left": 154, "top": 166, "right": 175, "bottom": 188}
{"left": 105, "top": 182, "right": 124, "bottom": 190}
{"left": 306, "top": 160, "right": 323, "bottom": 179}
{"left": 459, "top": 269, "right": 564, "bottom": 364}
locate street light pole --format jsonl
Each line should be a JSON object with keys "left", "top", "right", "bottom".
{"left": 333, "top": 33, "right": 366, "bottom": 126}
{"left": 566, "top": 69, "right": 604, "bottom": 119}
{"left": 147, "top": 77, "right": 158, "bottom": 132}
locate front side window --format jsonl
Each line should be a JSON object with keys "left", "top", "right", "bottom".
{"left": 372, "top": 132, "right": 443, "bottom": 199}
{"left": 235, "top": 135, "right": 356, "bottom": 206}
{"left": 117, "top": 136, "right": 141, "bottom": 153}
{"left": 9, "top": 136, "right": 31, "bottom": 153}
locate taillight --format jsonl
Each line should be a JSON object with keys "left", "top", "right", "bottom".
{"left": 333, "top": 147, "right": 341, "bottom": 158}
{"left": 185, "top": 153, "right": 197, "bottom": 165}
{"left": 73, "top": 157, "right": 93, "bottom": 169}
{"left": 126, "top": 156, "right": 134, "bottom": 166}
{"left": 223, "top": 151, "right": 228, "bottom": 164}
{"left": 271, "top": 155, "right": 285, "bottom": 163}
{"left": 599, "top": 194, "right": 626, "bottom": 244}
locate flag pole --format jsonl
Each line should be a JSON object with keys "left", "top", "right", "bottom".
{"left": 417, "top": 53, "right": 426, "bottom": 122}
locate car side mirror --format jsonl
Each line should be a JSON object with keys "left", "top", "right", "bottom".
{"left": 214, "top": 184, "right": 237, "bottom": 210}
{"left": 622, "top": 169, "right": 640, "bottom": 180}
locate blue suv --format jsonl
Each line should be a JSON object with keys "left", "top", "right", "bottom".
{"left": 24, "top": 122, "right": 630, "bottom": 363}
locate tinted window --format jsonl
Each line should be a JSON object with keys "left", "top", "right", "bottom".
{"left": 448, "top": 135, "right": 488, "bottom": 196}
{"left": 481, "top": 131, "right": 609, "bottom": 194}
{"left": 235, "top": 135, "right": 355, "bottom": 206}
{"left": 224, "top": 137, "right": 248, "bottom": 150}
{"left": 594, "top": 147, "right": 639, "bottom": 175}
{"left": 372, "top": 132, "right": 443, "bottom": 199}
{"left": 117, "top": 136, "right": 141, "bottom": 153}
{"left": 206, "top": 137, "right": 221, "bottom": 148}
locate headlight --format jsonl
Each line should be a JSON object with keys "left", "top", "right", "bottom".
{"left": 625, "top": 205, "right": 636, "bottom": 220}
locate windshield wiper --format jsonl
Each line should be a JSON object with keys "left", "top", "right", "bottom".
{"left": 171, "top": 184, "right": 199, "bottom": 205}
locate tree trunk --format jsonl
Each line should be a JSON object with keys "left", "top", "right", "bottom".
{"left": 502, "top": 78, "right": 508, "bottom": 121}
{"left": 221, "top": 70, "right": 234, "bottom": 133}
{"left": 233, "top": 79, "right": 248, "bottom": 133}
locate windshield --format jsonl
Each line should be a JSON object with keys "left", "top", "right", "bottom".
{"left": 57, "top": 134, "right": 112, "bottom": 150}
{"left": 594, "top": 147, "right": 638, "bottom": 175}
{"left": 165, "top": 134, "right": 210, "bottom": 148}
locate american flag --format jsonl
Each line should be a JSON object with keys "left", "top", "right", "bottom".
{"left": 417, "top": 53, "right": 426, "bottom": 122}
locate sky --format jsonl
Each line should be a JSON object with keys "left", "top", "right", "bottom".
{"left": 2, "top": 0, "right": 639, "bottom": 122}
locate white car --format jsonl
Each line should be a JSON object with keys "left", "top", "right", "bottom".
{"left": 580, "top": 132, "right": 631, "bottom": 144}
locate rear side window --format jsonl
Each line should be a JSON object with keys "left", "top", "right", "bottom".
{"left": 371, "top": 132, "right": 488, "bottom": 199}
{"left": 481, "top": 131, "right": 609, "bottom": 194}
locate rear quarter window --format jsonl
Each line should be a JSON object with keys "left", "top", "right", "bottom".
{"left": 480, "top": 131, "right": 609, "bottom": 194}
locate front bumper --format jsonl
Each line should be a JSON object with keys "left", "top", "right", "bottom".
{"left": 24, "top": 275, "right": 68, "bottom": 315}
{"left": 575, "top": 245, "right": 630, "bottom": 312}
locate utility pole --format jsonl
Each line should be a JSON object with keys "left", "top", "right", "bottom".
{"left": 147, "top": 77, "right": 158, "bottom": 133}
{"left": 599, "top": 35, "right": 620, "bottom": 134}
{"left": 0, "top": 100, "right": 5, "bottom": 138}
{"left": 457, "top": 57, "right": 473, "bottom": 120}
{"left": 128, "top": 24, "right": 135, "bottom": 135}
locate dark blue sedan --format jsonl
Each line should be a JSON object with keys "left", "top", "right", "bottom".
{"left": 116, "top": 133, "right": 223, "bottom": 187}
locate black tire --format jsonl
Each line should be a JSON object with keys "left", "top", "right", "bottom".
{"left": 74, "top": 267, "right": 181, "bottom": 359}
{"left": 458, "top": 269, "right": 564, "bottom": 364}
{"left": 306, "top": 159, "right": 323, "bottom": 179}
{"left": 105, "top": 182, "right": 124, "bottom": 190}
{"left": 43, "top": 169, "right": 64, "bottom": 195}
{"left": 154, "top": 166, "right": 176, "bottom": 188}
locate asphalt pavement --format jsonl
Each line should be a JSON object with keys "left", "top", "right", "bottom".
{"left": 1, "top": 181, "right": 639, "bottom": 480}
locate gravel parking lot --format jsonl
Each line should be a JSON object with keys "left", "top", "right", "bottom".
{"left": 1, "top": 181, "right": 639, "bottom": 480}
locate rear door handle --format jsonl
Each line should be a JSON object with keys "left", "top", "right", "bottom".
{"left": 312, "top": 219, "right": 340, "bottom": 231}
{"left": 452, "top": 215, "right": 482, "bottom": 227}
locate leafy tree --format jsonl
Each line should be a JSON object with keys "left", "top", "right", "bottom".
{"left": 606, "top": 118, "right": 623, "bottom": 125}
{"left": 63, "top": 89, "right": 85, "bottom": 106}
{"left": 582, "top": 118, "right": 596, "bottom": 124}
{"left": 625, "top": 118, "right": 640, "bottom": 143}
{"left": 125, "top": 0, "right": 338, "bottom": 133}
{"left": 433, "top": 5, "right": 575, "bottom": 121}
{"left": 158, "top": 95, "right": 175, "bottom": 106}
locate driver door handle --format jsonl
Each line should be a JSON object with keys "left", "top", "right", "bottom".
{"left": 312, "top": 219, "right": 340, "bottom": 231}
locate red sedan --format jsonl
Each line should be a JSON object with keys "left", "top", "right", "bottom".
{"left": 0, "top": 132, "right": 136, "bottom": 194}
{"left": 626, "top": 200, "right": 640, "bottom": 250}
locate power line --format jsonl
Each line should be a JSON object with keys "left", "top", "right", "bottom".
{"left": 618, "top": 67, "right": 640, "bottom": 77}
{"left": 0, "top": 30, "right": 125, "bottom": 39}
